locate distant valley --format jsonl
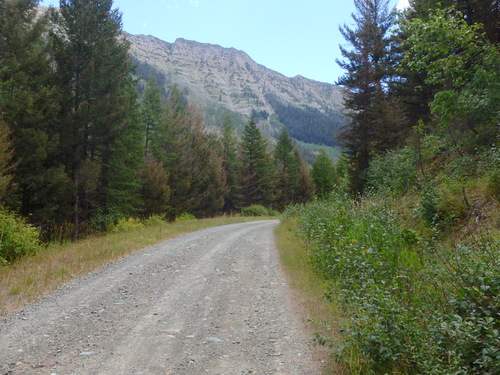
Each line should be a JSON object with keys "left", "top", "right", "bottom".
{"left": 127, "top": 34, "right": 346, "bottom": 160}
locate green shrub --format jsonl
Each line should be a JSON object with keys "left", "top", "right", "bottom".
{"left": 90, "top": 206, "right": 125, "bottom": 233}
{"left": 289, "top": 193, "right": 500, "bottom": 374}
{"left": 241, "top": 204, "right": 276, "bottom": 217}
{"left": 143, "top": 214, "right": 165, "bottom": 226}
{"left": 175, "top": 212, "right": 196, "bottom": 221}
{"left": 0, "top": 208, "right": 42, "bottom": 264}
{"left": 111, "top": 217, "right": 143, "bottom": 233}
{"left": 366, "top": 147, "right": 418, "bottom": 197}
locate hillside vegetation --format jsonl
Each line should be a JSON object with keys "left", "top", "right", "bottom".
{"left": 280, "top": 0, "right": 500, "bottom": 373}
{"left": 1, "top": 0, "right": 337, "bottom": 262}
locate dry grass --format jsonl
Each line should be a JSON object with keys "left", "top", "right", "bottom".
{"left": 0, "top": 216, "right": 272, "bottom": 317}
{"left": 274, "top": 219, "right": 348, "bottom": 375}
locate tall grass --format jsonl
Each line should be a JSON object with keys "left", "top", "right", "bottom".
{"left": 0, "top": 216, "right": 272, "bottom": 317}
{"left": 274, "top": 219, "right": 349, "bottom": 375}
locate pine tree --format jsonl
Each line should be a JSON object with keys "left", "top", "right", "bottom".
{"left": 274, "top": 128, "right": 300, "bottom": 210}
{"left": 336, "top": 0, "right": 395, "bottom": 193}
{"left": 0, "top": 0, "right": 69, "bottom": 225}
{"left": 295, "top": 148, "right": 315, "bottom": 204}
{"left": 140, "top": 152, "right": 171, "bottom": 217}
{"left": 51, "top": 0, "right": 138, "bottom": 236}
{"left": 240, "top": 117, "right": 275, "bottom": 207}
{"left": 181, "top": 105, "right": 227, "bottom": 217}
{"left": 153, "top": 85, "right": 191, "bottom": 220}
{"left": 220, "top": 115, "right": 243, "bottom": 212}
{"left": 140, "top": 78, "right": 163, "bottom": 155}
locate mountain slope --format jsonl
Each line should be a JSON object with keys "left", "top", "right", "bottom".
{"left": 127, "top": 34, "right": 346, "bottom": 148}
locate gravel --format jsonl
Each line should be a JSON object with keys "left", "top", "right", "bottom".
{"left": 0, "top": 220, "right": 321, "bottom": 374}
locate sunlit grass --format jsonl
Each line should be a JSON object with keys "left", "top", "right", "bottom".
{"left": 274, "top": 219, "right": 348, "bottom": 375}
{"left": 0, "top": 215, "right": 274, "bottom": 317}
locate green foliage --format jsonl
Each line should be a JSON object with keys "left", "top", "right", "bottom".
{"left": 220, "top": 115, "right": 243, "bottom": 212}
{"left": 240, "top": 205, "right": 276, "bottom": 217}
{"left": 366, "top": 147, "right": 418, "bottom": 197}
{"left": 240, "top": 117, "right": 276, "bottom": 207}
{"left": 401, "top": 6, "right": 500, "bottom": 149}
{"left": 142, "top": 214, "right": 165, "bottom": 226}
{"left": 311, "top": 149, "right": 336, "bottom": 197}
{"left": 274, "top": 128, "right": 301, "bottom": 209}
{"left": 0, "top": 208, "right": 42, "bottom": 264}
{"left": 286, "top": 192, "right": 500, "bottom": 374}
{"left": 175, "top": 212, "right": 196, "bottom": 221}
{"left": 111, "top": 217, "right": 144, "bottom": 233}
{"left": 336, "top": 0, "right": 396, "bottom": 193}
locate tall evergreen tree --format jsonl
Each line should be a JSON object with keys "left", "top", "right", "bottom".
{"left": 336, "top": 0, "right": 395, "bottom": 193}
{"left": 220, "top": 115, "right": 243, "bottom": 212}
{"left": 240, "top": 117, "right": 275, "bottom": 207}
{"left": 0, "top": 0, "right": 69, "bottom": 225}
{"left": 182, "top": 105, "right": 227, "bottom": 217}
{"left": 274, "top": 128, "right": 300, "bottom": 210}
{"left": 140, "top": 152, "right": 170, "bottom": 217}
{"left": 51, "top": 0, "right": 139, "bottom": 236}
{"left": 153, "top": 85, "right": 190, "bottom": 220}
{"left": 140, "top": 78, "right": 163, "bottom": 155}
{"left": 294, "top": 147, "right": 315, "bottom": 204}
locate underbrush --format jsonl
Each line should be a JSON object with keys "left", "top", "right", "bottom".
{"left": 284, "top": 193, "right": 499, "bottom": 374}
{"left": 284, "top": 138, "right": 500, "bottom": 373}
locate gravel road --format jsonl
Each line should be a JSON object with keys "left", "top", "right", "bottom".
{"left": 0, "top": 220, "right": 321, "bottom": 375}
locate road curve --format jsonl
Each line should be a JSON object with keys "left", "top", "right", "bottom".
{"left": 1, "top": 220, "right": 321, "bottom": 374}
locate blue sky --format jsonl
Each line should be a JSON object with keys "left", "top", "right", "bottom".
{"left": 39, "top": 0, "right": 409, "bottom": 84}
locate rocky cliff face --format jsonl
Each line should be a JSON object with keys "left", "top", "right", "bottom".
{"left": 127, "top": 33, "right": 346, "bottom": 148}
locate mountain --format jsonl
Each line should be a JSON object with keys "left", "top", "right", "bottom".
{"left": 126, "top": 34, "right": 346, "bottom": 151}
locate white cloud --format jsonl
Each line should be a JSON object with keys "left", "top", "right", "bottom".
{"left": 189, "top": 0, "right": 199, "bottom": 7}
{"left": 397, "top": 0, "right": 410, "bottom": 10}
{"left": 142, "top": 22, "right": 149, "bottom": 29}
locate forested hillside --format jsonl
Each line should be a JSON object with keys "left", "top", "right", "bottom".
{"left": 283, "top": 0, "right": 500, "bottom": 373}
{"left": 0, "top": 0, "right": 326, "bottom": 259}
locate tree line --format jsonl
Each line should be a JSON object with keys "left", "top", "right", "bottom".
{"left": 0, "top": 0, "right": 339, "bottom": 242}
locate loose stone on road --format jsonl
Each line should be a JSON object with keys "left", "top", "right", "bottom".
{"left": 0, "top": 220, "right": 321, "bottom": 374}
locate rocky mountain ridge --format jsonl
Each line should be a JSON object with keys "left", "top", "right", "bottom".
{"left": 127, "top": 33, "right": 346, "bottom": 148}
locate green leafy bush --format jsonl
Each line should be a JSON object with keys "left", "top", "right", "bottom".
{"left": 0, "top": 208, "right": 42, "bottom": 264}
{"left": 366, "top": 147, "right": 418, "bottom": 197}
{"left": 175, "top": 212, "right": 196, "bottom": 221}
{"left": 143, "top": 214, "right": 165, "bottom": 226}
{"left": 111, "top": 217, "right": 144, "bottom": 233}
{"left": 288, "top": 193, "right": 500, "bottom": 374}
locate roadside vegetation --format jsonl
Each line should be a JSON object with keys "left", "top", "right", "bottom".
{"left": 277, "top": 0, "right": 499, "bottom": 373}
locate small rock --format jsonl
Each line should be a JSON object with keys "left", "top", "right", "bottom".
{"left": 206, "top": 337, "right": 223, "bottom": 342}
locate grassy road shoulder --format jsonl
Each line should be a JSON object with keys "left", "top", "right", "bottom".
{"left": 274, "top": 219, "right": 348, "bottom": 375}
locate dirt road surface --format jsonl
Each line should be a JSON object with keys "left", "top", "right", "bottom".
{"left": 0, "top": 220, "right": 321, "bottom": 374}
